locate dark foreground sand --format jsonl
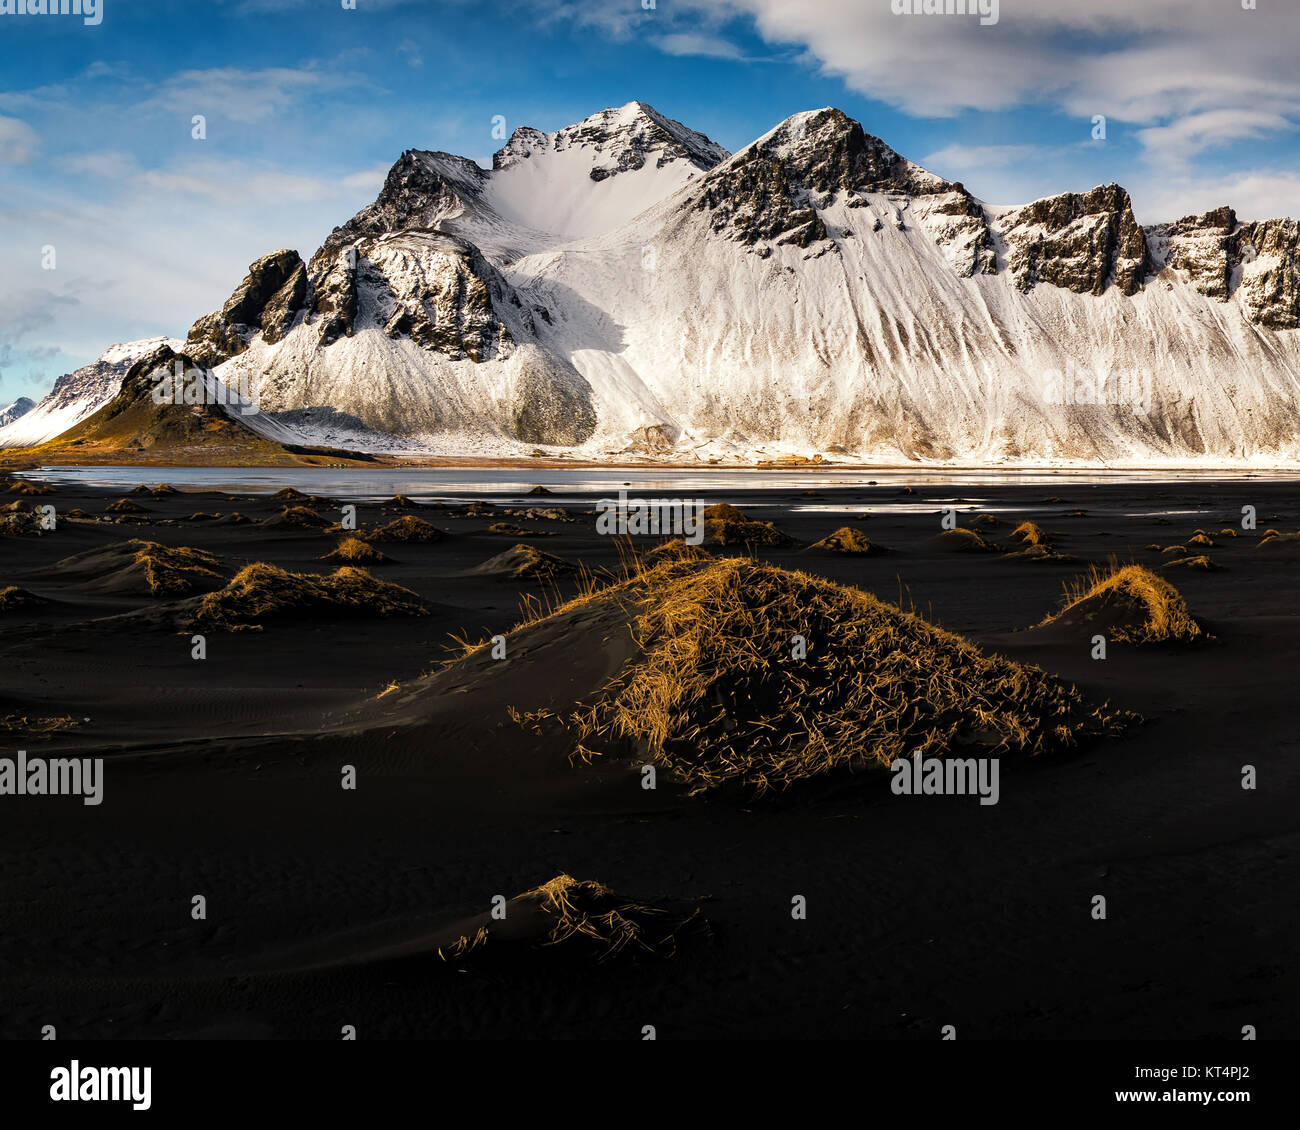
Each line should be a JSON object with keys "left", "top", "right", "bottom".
{"left": 0, "top": 473, "right": 1296, "bottom": 1039}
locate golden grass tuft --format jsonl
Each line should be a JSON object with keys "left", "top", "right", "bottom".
{"left": 125, "top": 540, "right": 224, "bottom": 596}
{"left": 321, "top": 536, "right": 389, "bottom": 564}
{"left": 1010, "top": 521, "right": 1048, "bottom": 545}
{"left": 106, "top": 497, "right": 147, "bottom": 514}
{"left": 439, "top": 874, "right": 703, "bottom": 964}
{"left": 363, "top": 515, "right": 442, "bottom": 543}
{"left": 188, "top": 563, "right": 425, "bottom": 631}
{"left": 489, "top": 521, "right": 551, "bottom": 537}
{"left": 1040, "top": 562, "right": 1203, "bottom": 645}
{"left": 928, "top": 527, "right": 997, "bottom": 552}
{"left": 521, "top": 558, "right": 1133, "bottom": 795}
{"left": 8, "top": 480, "right": 53, "bottom": 495}
{"left": 701, "top": 503, "right": 794, "bottom": 548}
{"left": 0, "top": 585, "right": 48, "bottom": 611}
{"left": 806, "top": 526, "right": 881, "bottom": 555}
{"left": 1163, "top": 554, "right": 1219, "bottom": 572}
{"left": 644, "top": 537, "right": 712, "bottom": 566}
{"left": 1187, "top": 532, "right": 1215, "bottom": 548}
{"left": 272, "top": 505, "right": 330, "bottom": 529}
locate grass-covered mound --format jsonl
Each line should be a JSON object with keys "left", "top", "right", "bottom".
{"left": 926, "top": 527, "right": 997, "bottom": 552}
{"left": 0, "top": 585, "right": 50, "bottom": 611}
{"left": 49, "top": 540, "right": 226, "bottom": 596}
{"left": 106, "top": 497, "right": 147, "bottom": 514}
{"left": 322, "top": 536, "right": 390, "bottom": 564}
{"left": 188, "top": 563, "right": 425, "bottom": 630}
{"left": 8, "top": 480, "right": 53, "bottom": 495}
{"left": 502, "top": 558, "right": 1130, "bottom": 795}
{"left": 488, "top": 521, "right": 552, "bottom": 537}
{"left": 363, "top": 515, "right": 443, "bottom": 544}
{"left": 701, "top": 503, "right": 795, "bottom": 548}
{"left": 438, "top": 874, "right": 706, "bottom": 966}
{"left": 1038, "top": 563, "right": 1204, "bottom": 645}
{"left": 263, "top": 505, "right": 330, "bottom": 529}
{"left": 473, "top": 543, "right": 574, "bottom": 580}
{"left": 806, "top": 527, "right": 885, "bottom": 555}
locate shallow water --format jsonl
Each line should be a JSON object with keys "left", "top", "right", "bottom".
{"left": 23, "top": 464, "right": 1297, "bottom": 502}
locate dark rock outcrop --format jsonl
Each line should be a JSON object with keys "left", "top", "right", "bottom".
{"left": 999, "top": 184, "right": 1149, "bottom": 296}
{"left": 185, "top": 250, "right": 308, "bottom": 366}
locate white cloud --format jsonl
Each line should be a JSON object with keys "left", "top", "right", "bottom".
{"left": 653, "top": 32, "right": 748, "bottom": 61}
{"left": 0, "top": 116, "right": 39, "bottom": 165}
{"left": 684, "top": 0, "right": 1300, "bottom": 161}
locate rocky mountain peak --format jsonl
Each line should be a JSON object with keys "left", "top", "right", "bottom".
{"left": 492, "top": 101, "right": 728, "bottom": 181}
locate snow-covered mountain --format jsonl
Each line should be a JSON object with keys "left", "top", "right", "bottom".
{"left": 0, "top": 338, "right": 183, "bottom": 448}
{"left": 15, "top": 103, "right": 1300, "bottom": 464}
{"left": 0, "top": 397, "right": 35, "bottom": 429}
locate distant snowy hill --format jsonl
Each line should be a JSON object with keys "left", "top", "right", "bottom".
{"left": 11, "top": 102, "right": 1300, "bottom": 464}
{"left": 0, "top": 397, "right": 35, "bottom": 429}
{"left": 0, "top": 338, "right": 183, "bottom": 448}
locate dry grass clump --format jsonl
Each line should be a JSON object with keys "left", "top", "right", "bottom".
{"left": 1163, "top": 554, "right": 1220, "bottom": 572}
{"left": 106, "top": 497, "right": 147, "bottom": 514}
{"left": 545, "top": 558, "right": 1130, "bottom": 795}
{"left": 271, "top": 487, "right": 309, "bottom": 502}
{"left": 701, "top": 503, "right": 794, "bottom": 548}
{"left": 927, "top": 527, "right": 997, "bottom": 552}
{"left": 188, "top": 563, "right": 425, "bottom": 630}
{"left": 0, "top": 714, "right": 80, "bottom": 737}
{"left": 363, "top": 515, "right": 443, "bottom": 543}
{"left": 806, "top": 526, "right": 883, "bottom": 555}
{"left": 322, "top": 536, "right": 390, "bottom": 564}
{"left": 439, "top": 874, "right": 704, "bottom": 964}
{"left": 387, "top": 494, "right": 421, "bottom": 508}
{"left": 1218, "top": 528, "right": 1238, "bottom": 538}
{"left": 1010, "top": 521, "right": 1048, "bottom": 545}
{"left": 8, "top": 480, "right": 53, "bottom": 495}
{"left": 0, "top": 585, "right": 49, "bottom": 611}
{"left": 474, "top": 543, "right": 574, "bottom": 580}
{"left": 1040, "top": 563, "right": 1203, "bottom": 645}
{"left": 489, "top": 521, "right": 551, "bottom": 537}
{"left": 267, "top": 505, "right": 330, "bottom": 529}
{"left": 1187, "top": 532, "right": 1215, "bottom": 548}
{"left": 1004, "top": 542, "right": 1077, "bottom": 564}
{"left": 972, "top": 513, "right": 1001, "bottom": 528}
{"left": 644, "top": 538, "right": 712, "bottom": 566}
{"left": 127, "top": 541, "right": 224, "bottom": 596}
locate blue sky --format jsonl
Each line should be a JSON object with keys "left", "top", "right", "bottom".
{"left": 3, "top": 0, "right": 1299, "bottom": 401}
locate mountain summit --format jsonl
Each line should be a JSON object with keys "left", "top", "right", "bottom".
{"left": 9, "top": 104, "right": 1300, "bottom": 464}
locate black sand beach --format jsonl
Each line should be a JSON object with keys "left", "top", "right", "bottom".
{"left": 1, "top": 471, "right": 1296, "bottom": 1040}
